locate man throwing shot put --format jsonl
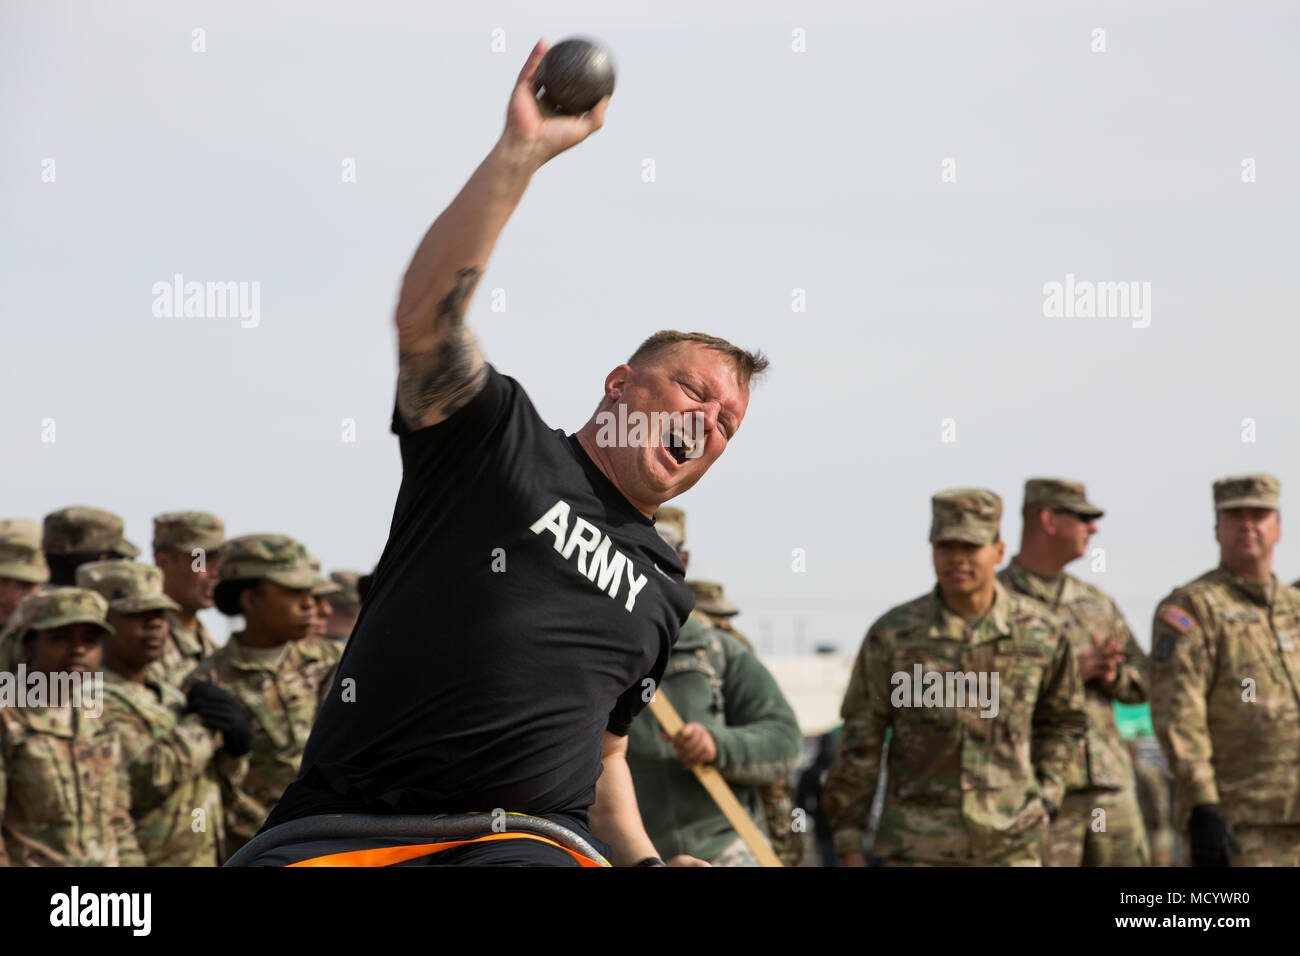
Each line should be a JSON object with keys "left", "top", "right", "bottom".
{"left": 250, "top": 40, "right": 766, "bottom": 867}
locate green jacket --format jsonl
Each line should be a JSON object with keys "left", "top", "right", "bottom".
{"left": 627, "top": 612, "right": 803, "bottom": 863}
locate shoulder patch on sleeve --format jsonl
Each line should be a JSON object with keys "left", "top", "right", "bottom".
{"left": 1161, "top": 605, "right": 1194, "bottom": 634}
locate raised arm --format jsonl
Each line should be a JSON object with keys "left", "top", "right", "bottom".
{"left": 394, "top": 38, "right": 609, "bottom": 430}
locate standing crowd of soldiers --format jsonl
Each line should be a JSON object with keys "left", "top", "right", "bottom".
{"left": 2, "top": 472, "right": 1296, "bottom": 867}
{"left": 0, "top": 503, "right": 804, "bottom": 868}
{"left": 823, "top": 473, "right": 1300, "bottom": 867}
{"left": 0, "top": 508, "right": 361, "bottom": 865}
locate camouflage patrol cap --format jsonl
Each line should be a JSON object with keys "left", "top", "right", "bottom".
{"left": 308, "top": 555, "right": 342, "bottom": 597}
{"left": 655, "top": 507, "right": 686, "bottom": 550}
{"left": 327, "top": 570, "right": 363, "bottom": 607}
{"left": 76, "top": 560, "right": 181, "bottom": 614}
{"left": 688, "top": 580, "right": 739, "bottom": 617}
{"left": 153, "top": 511, "right": 225, "bottom": 554}
{"left": 930, "top": 488, "right": 1002, "bottom": 545}
{"left": 11, "top": 587, "right": 114, "bottom": 638}
{"left": 1213, "top": 474, "right": 1280, "bottom": 511}
{"left": 218, "top": 534, "right": 323, "bottom": 589}
{"left": 42, "top": 506, "right": 140, "bottom": 558}
{"left": 0, "top": 518, "right": 50, "bottom": 584}
{"left": 1023, "top": 478, "right": 1104, "bottom": 519}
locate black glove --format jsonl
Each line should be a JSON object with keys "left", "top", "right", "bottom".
{"left": 185, "top": 681, "right": 254, "bottom": 757}
{"left": 1188, "top": 804, "right": 1239, "bottom": 867}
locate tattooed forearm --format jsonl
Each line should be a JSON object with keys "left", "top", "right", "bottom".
{"left": 396, "top": 267, "right": 487, "bottom": 428}
{"left": 431, "top": 266, "right": 483, "bottom": 333}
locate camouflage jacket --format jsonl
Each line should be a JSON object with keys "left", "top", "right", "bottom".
{"left": 627, "top": 611, "right": 803, "bottom": 863}
{"left": 100, "top": 670, "right": 240, "bottom": 866}
{"left": 823, "top": 583, "right": 1087, "bottom": 863}
{"left": 999, "top": 559, "right": 1148, "bottom": 791}
{"left": 187, "top": 635, "right": 340, "bottom": 859}
{"left": 145, "top": 610, "right": 218, "bottom": 689}
{"left": 0, "top": 701, "right": 144, "bottom": 866}
{"left": 1150, "top": 565, "right": 1300, "bottom": 827}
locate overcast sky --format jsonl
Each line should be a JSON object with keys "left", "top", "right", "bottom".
{"left": 4, "top": 0, "right": 1298, "bottom": 655}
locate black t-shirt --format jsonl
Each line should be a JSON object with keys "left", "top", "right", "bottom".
{"left": 267, "top": 365, "right": 694, "bottom": 830}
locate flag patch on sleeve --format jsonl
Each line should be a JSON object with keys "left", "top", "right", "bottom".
{"left": 1161, "top": 606, "right": 1194, "bottom": 634}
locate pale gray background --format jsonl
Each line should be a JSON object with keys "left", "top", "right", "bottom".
{"left": 3, "top": 0, "right": 1298, "bottom": 652}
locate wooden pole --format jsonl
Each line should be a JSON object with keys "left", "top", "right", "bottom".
{"left": 646, "top": 690, "right": 783, "bottom": 867}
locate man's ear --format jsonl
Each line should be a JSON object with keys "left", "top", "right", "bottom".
{"left": 605, "top": 364, "right": 633, "bottom": 400}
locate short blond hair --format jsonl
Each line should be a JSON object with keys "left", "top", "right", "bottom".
{"left": 628, "top": 331, "right": 769, "bottom": 388}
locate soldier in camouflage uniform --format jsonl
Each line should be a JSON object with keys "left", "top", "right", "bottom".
{"left": 42, "top": 505, "right": 140, "bottom": 585}
{"left": 627, "top": 508, "right": 804, "bottom": 866}
{"left": 150, "top": 512, "right": 224, "bottom": 688}
{"left": 0, "top": 588, "right": 144, "bottom": 866}
{"left": 0, "top": 507, "right": 138, "bottom": 675}
{"left": 998, "top": 479, "right": 1150, "bottom": 866}
{"left": 1150, "top": 474, "right": 1300, "bottom": 866}
{"left": 322, "top": 571, "right": 363, "bottom": 650}
{"left": 307, "top": 555, "right": 341, "bottom": 642}
{"left": 671, "top": 511, "right": 800, "bottom": 864}
{"left": 0, "top": 518, "right": 48, "bottom": 633}
{"left": 78, "top": 560, "right": 252, "bottom": 866}
{"left": 824, "top": 489, "right": 1087, "bottom": 866}
{"left": 189, "top": 534, "right": 341, "bottom": 860}
{"left": 687, "top": 580, "right": 755, "bottom": 651}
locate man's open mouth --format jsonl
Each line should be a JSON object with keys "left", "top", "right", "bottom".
{"left": 662, "top": 422, "right": 695, "bottom": 465}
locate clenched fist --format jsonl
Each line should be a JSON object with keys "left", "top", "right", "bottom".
{"left": 663, "top": 721, "right": 717, "bottom": 768}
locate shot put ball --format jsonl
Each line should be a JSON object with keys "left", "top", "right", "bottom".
{"left": 534, "top": 37, "right": 616, "bottom": 115}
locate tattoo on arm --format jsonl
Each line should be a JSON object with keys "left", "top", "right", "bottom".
{"left": 396, "top": 266, "right": 487, "bottom": 428}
